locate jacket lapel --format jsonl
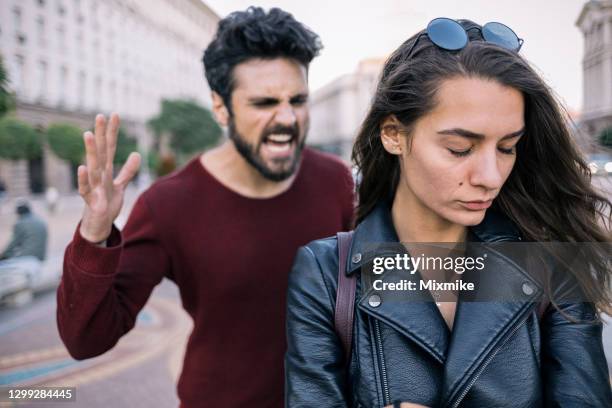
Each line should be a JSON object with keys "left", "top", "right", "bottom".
{"left": 347, "top": 203, "right": 543, "bottom": 405}
{"left": 349, "top": 203, "right": 451, "bottom": 363}
{"left": 440, "top": 242, "right": 542, "bottom": 406}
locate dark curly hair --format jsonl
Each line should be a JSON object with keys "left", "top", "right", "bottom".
{"left": 202, "top": 7, "right": 322, "bottom": 110}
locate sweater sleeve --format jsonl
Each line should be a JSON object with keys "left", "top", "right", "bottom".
{"left": 56, "top": 193, "right": 170, "bottom": 360}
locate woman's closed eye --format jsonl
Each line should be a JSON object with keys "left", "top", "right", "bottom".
{"left": 447, "top": 145, "right": 517, "bottom": 157}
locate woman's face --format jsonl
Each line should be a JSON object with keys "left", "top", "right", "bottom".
{"left": 382, "top": 76, "right": 525, "bottom": 226}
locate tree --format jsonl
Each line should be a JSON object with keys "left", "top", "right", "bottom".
{"left": 0, "top": 116, "right": 42, "bottom": 160}
{"left": 114, "top": 127, "right": 138, "bottom": 165}
{"left": 0, "top": 55, "right": 15, "bottom": 117}
{"left": 599, "top": 127, "right": 612, "bottom": 149}
{"left": 46, "top": 123, "right": 84, "bottom": 165}
{"left": 147, "top": 99, "right": 221, "bottom": 159}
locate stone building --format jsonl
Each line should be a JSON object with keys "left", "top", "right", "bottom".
{"left": 308, "top": 58, "right": 385, "bottom": 161}
{"left": 0, "top": 0, "right": 219, "bottom": 196}
{"left": 576, "top": 0, "right": 612, "bottom": 148}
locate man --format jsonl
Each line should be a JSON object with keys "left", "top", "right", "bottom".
{"left": 56, "top": 7, "right": 354, "bottom": 408}
{"left": 1, "top": 201, "right": 47, "bottom": 262}
{"left": 0, "top": 201, "right": 47, "bottom": 301}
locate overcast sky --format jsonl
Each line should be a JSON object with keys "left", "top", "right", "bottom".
{"left": 204, "top": 0, "right": 588, "bottom": 112}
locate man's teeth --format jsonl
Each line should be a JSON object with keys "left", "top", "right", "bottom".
{"left": 266, "top": 143, "right": 291, "bottom": 153}
{"left": 266, "top": 134, "right": 293, "bottom": 143}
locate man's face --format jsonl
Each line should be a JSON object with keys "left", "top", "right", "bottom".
{"left": 226, "top": 58, "right": 310, "bottom": 181}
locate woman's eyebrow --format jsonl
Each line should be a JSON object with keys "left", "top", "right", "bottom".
{"left": 437, "top": 127, "right": 525, "bottom": 140}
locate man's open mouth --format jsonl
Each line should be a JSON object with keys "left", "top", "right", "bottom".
{"left": 263, "top": 134, "right": 295, "bottom": 153}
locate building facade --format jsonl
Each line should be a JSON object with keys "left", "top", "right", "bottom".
{"left": 0, "top": 0, "right": 219, "bottom": 195}
{"left": 576, "top": 0, "right": 612, "bottom": 147}
{"left": 308, "top": 58, "right": 384, "bottom": 161}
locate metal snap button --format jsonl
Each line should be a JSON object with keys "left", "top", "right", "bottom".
{"left": 351, "top": 253, "right": 362, "bottom": 264}
{"left": 368, "top": 294, "right": 381, "bottom": 307}
{"left": 522, "top": 282, "right": 534, "bottom": 296}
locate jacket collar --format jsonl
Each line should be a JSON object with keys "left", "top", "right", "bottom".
{"left": 350, "top": 201, "right": 542, "bottom": 406}
{"left": 345, "top": 201, "right": 523, "bottom": 275}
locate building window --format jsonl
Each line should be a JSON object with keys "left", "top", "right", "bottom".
{"left": 13, "top": 55, "right": 25, "bottom": 95}
{"left": 75, "top": 30, "right": 83, "bottom": 53}
{"left": 94, "top": 75, "right": 102, "bottom": 108}
{"left": 37, "top": 16, "right": 45, "bottom": 45}
{"left": 59, "top": 66, "right": 68, "bottom": 106}
{"left": 57, "top": 24, "right": 66, "bottom": 51}
{"left": 13, "top": 6, "right": 26, "bottom": 44}
{"left": 36, "top": 60, "right": 48, "bottom": 101}
{"left": 57, "top": 0, "right": 66, "bottom": 16}
{"left": 77, "top": 71, "right": 86, "bottom": 108}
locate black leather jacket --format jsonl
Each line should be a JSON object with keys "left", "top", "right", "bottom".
{"left": 285, "top": 203, "right": 612, "bottom": 407}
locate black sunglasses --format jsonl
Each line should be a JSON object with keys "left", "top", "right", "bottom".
{"left": 407, "top": 17, "right": 524, "bottom": 56}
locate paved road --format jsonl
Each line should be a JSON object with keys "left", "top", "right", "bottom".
{"left": 0, "top": 186, "right": 192, "bottom": 408}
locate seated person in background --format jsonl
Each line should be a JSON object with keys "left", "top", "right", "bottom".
{"left": 0, "top": 200, "right": 48, "bottom": 283}
{"left": 1, "top": 200, "right": 48, "bottom": 262}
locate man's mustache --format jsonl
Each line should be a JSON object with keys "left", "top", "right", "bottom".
{"left": 261, "top": 124, "right": 300, "bottom": 140}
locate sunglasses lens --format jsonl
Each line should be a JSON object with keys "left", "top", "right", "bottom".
{"left": 482, "top": 22, "right": 520, "bottom": 51}
{"left": 427, "top": 18, "right": 468, "bottom": 51}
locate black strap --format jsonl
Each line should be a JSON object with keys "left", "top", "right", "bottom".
{"left": 334, "top": 231, "right": 356, "bottom": 365}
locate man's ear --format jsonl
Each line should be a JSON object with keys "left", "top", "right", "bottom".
{"left": 211, "top": 92, "right": 230, "bottom": 127}
{"left": 380, "top": 115, "right": 404, "bottom": 155}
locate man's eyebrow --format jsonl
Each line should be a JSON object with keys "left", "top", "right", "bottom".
{"left": 290, "top": 93, "right": 309, "bottom": 101}
{"left": 248, "top": 92, "right": 309, "bottom": 103}
{"left": 437, "top": 127, "right": 525, "bottom": 140}
{"left": 248, "top": 97, "right": 280, "bottom": 104}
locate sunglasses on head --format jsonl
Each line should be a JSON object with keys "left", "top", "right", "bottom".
{"left": 407, "top": 17, "right": 524, "bottom": 56}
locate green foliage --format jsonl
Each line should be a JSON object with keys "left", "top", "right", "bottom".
{"left": 46, "top": 123, "right": 84, "bottom": 165}
{"left": 147, "top": 150, "right": 159, "bottom": 173}
{"left": 599, "top": 127, "right": 612, "bottom": 148}
{"left": 0, "top": 116, "right": 42, "bottom": 160}
{"left": 148, "top": 99, "right": 221, "bottom": 156}
{"left": 114, "top": 127, "right": 138, "bottom": 165}
{"left": 0, "top": 55, "right": 15, "bottom": 116}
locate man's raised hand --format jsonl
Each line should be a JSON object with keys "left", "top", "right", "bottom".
{"left": 78, "top": 113, "right": 141, "bottom": 243}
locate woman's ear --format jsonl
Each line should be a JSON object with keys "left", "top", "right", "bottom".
{"left": 380, "top": 115, "right": 404, "bottom": 155}
{"left": 211, "top": 92, "right": 230, "bottom": 127}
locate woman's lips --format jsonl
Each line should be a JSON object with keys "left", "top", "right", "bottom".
{"left": 458, "top": 199, "right": 493, "bottom": 210}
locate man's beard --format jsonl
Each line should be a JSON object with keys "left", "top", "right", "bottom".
{"left": 228, "top": 119, "right": 306, "bottom": 182}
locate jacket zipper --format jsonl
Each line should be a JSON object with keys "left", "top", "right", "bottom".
{"left": 450, "top": 235, "right": 525, "bottom": 407}
{"left": 450, "top": 312, "right": 530, "bottom": 408}
{"left": 374, "top": 319, "right": 391, "bottom": 406}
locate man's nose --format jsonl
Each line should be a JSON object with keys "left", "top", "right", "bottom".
{"left": 275, "top": 103, "right": 297, "bottom": 126}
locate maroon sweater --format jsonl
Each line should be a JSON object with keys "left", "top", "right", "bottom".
{"left": 57, "top": 148, "right": 354, "bottom": 407}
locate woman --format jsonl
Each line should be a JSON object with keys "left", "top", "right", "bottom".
{"left": 285, "top": 18, "right": 612, "bottom": 407}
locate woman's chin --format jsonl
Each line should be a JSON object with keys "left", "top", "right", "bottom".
{"left": 446, "top": 208, "right": 488, "bottom": 227}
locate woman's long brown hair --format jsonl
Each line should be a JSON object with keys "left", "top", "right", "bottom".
{"left": 352, "top": 20, "right": 612, "bottom": 314}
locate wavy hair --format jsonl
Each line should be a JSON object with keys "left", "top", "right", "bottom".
{"left": 352, "top": 20, "right": 612, "bottom": 314}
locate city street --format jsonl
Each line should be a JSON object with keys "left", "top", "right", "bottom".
{"left": 0, "top": 185, "right": 192, "bottom": 407}
{"left": 0, "top": 176, "right": 611, "bottom": 407}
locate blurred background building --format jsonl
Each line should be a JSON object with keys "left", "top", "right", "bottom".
{"left": 308, "top": 58, "right": 383, "bottom": 161}
{"left": 577, "top": 0, "right": 612, "bottom": 150}
{"left": 0, "top": 0, "right": 219, "bottom": 196}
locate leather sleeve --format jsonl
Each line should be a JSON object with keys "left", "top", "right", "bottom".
{"left": 285, "top": 245, "right": 348, "bottom": 408}
{"left": 541, "top": 301, "right": 612, "bottom": 407}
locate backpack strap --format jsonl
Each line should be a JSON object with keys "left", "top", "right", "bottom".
{"left": 334, "top": 231, "right": 356, "bottom": 365}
